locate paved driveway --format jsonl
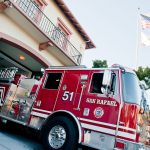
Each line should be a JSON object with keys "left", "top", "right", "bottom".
{"left": 0, "top": 123, "right": 84, "bottom": 150}
{"left": 0, "top": 130, "right": 43, "bottom": 150}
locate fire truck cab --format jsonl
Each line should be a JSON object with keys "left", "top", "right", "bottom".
{"left": 0, "top": 65, "right": 145, "bottom": 150}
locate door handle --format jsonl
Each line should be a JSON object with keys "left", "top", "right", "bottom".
{"left": 75, "top": 85, "right": 86, "bottom": 110}
{"left": 36, "top": 100, "right": 41, "bottom": 107}
{"left": 119, "top": 121, "right": 125, "bottom": 125}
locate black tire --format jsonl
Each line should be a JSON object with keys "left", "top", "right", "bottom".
{"left": 41, "top": 116, "right": 79, "bottom": 150}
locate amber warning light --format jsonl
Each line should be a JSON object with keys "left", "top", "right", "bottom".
{"left": 19, "top": 55, "right": 25, "bottom": 61}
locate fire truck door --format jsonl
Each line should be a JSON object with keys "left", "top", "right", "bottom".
{"left": 53, "top": 70, "right": 81, "bottom": 115}
{"left": 79, "top": 70, "right": 120, "bottom": 135}
{"left": 34, "top": 71, "right": 64, "bottom": 112}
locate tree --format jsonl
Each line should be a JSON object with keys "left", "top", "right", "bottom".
{"left": 92, "top": 60, "right": 108, "bottom": 68}
{"left": 135, "top": 66, "right": 150, "bottom": 88}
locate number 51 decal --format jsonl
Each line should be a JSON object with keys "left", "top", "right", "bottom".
{"left": 62, "top": 91, "right": 74, "bottom": 101}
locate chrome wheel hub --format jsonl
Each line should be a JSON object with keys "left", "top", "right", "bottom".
{"left": 48, "top": 125, "right": 66, "bottom": 149}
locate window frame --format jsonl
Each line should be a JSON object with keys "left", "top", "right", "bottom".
{"left": 57, "top": 18, "right": 72, "bottom": 38}
{"left": 43, "top": 72, "right": 62, "bottom": 90}
{"left": 55, "top": 18, "right": 72, "bottom": 50}
{"left": 89, "top": 72, "right": 104, "bottom": 95}
{"left": 88, "top": 71, "right": 119, "bottom": 97}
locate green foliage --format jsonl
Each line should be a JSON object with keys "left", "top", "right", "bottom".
{"left": 135, "top": 66, "right": 150, "bottom": 88}
{"left": 92, "top": 60, "right": 108, "bottom": 68}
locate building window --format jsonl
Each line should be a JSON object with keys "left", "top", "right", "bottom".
{"left": 44, "top": 73, "right": 62, "bottom": 90}
{"left": 58, "top": 18, "right": 71, "bottom": 35}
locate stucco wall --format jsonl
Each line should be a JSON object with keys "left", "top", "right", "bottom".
{"left": 0, "top": 13, "right": 64, "bottom": 66}
{"left": 0, "top": 0, "right": 87, "bottom": 67}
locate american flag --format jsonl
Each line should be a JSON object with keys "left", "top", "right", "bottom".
{"left": 141, "top": 32, "right": 150, "bottom": 46}
{"left": 140, "top": 14, "right": 150, "bottom": 29}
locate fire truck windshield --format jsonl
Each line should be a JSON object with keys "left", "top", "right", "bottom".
{"left": 122, "top": 72, "right": 141, "bottom": 105}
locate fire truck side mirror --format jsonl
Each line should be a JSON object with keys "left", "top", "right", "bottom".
{"left": 103, "top": 69, "right": 112, "bottom": 87}
{"left": 102, "top": 69, "right": 112, "bottom": 96}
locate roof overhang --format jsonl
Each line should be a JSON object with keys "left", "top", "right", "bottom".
{"left": 55, "top": 0, "right": 96, "bottom": 49}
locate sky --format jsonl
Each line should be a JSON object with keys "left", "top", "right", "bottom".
{"left": 64, "top": 0, "right": 150, "bottom": 69}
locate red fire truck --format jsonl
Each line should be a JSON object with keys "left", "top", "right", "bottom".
{"left": 0, "top": 65, "right": 145, "bottom": 150}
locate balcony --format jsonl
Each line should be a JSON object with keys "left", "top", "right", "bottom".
{"left": 3, "top": 0, "right": 82, "bottom": 65}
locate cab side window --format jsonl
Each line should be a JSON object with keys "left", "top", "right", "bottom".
{"left": 90, "top": 73, "right": 103, "bottom": 94}
{"left": 44, "top": 73, "right": 62, "bottom": 89}
{"left": 90, "top": 72, "right": 117, "bottom": 95}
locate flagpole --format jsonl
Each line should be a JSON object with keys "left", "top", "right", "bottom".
{"left": 135, "top": 8, "right": 141, "bottom": 70}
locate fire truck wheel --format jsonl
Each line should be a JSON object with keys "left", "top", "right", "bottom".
{"left": 42, "top": 116, "right": 78, "bottom": 150}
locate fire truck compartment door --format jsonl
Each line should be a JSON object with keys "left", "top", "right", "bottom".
{"left": 0, "top": 79, "right": 38, "bottom": 123}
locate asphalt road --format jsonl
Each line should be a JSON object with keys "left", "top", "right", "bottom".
{"left": 0, "top": 124, "right": 43, "bottom": 150}
{"left": 0, "top": 131, "right": 42, "bottom": 150}
{"left": 0, "top": 124, "right": 150, "bottom": 150}
{"left": 0, "top": 122, "right": 88, "bottom": 150}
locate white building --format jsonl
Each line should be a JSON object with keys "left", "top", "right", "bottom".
{"left": 0, "top": 0, "right": 95, "bottom": 77}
